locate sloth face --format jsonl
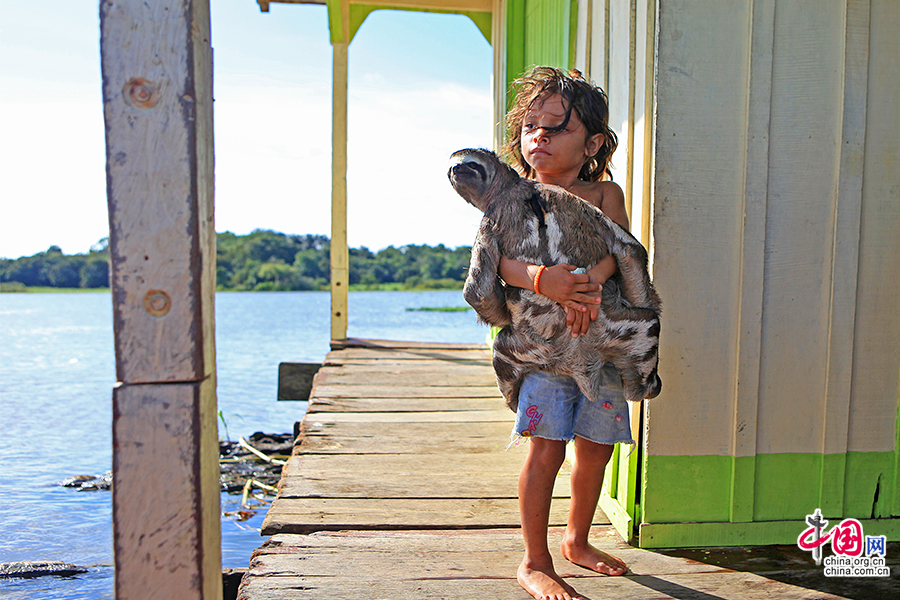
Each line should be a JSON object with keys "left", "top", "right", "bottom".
{"left": 447, "top": 148, "right": 497, "bottom": 213}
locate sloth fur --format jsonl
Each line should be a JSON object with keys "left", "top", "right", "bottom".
{"left": 448, "top": 148, "right": 662, "bottom": 411}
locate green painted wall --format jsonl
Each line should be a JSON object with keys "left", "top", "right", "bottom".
{"left": 505, "top": 0, "right": 575, "bottom": 91}
{"left": 638, "top": 451, "right": 899, "bottom": 548}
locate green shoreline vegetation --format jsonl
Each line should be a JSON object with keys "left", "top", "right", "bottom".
{"left": 1, "top": 230, "right": 471, "bottom": 293}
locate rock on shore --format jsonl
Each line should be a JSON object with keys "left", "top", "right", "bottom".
{"left": 0, "top": 561, "right": 88, "bottom": 579}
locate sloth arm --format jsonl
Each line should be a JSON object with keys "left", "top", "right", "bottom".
{"left": 464, "top": 222, "right": 512, "bottom": 326}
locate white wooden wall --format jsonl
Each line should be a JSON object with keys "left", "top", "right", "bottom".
{"left": 574, "top": 0, "right": 657, "bottom": 451}
{"left": 647, "top": 0, "right": 900, "bottom": 460}
{"left": 574, "top": 0, "right": 655, "bottom": 248}
{"left": 574, "top": 0, "right": 900, "bottom": 467}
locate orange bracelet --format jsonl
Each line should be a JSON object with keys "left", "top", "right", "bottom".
{"left": 533, "top": 265, "right": 547, "bottom": 295}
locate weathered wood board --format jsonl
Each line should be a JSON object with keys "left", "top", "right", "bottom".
{"left": 262, "top": 497, "right": 578, "bottom": 533}
{"left": 310, "top": 384, "right": 502, "bottom": 399}
{"left": 242, "top": 530, "right": 849, "bottom": 600}
{"left": 275, "top": 452, "right": 571, "bottom": 499}
{"left": 296, "top": 420, "right": 514, "bottom": 454}
{"left": 315, "top": 363, "right": 495, "bottom": 379}
{"left": 315, "top": 371, "right": 498, "bottom": 388}
{"left": 302, "top": 409, "right": 513, "bottom": 423}
{"left": 239, "top": 573, "right": 848, "bottom": 600}
{"left": 324, "top": 347, "right": 491, "bottom": 362}
{"left": 306, "top": 395, "right": 503, "bottom": 412}
{"left": 329, "top": 338, "right": 488, "bottom": 351}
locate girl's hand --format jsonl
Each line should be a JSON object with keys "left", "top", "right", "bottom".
{"left": 566, "top": 301, "right": 601, "bottom": 337}
{"left": 497, "top": 257, "right": 605, "bottom": 337}
{"left": 539, "top": 264, "right": 601, "bottom": 337}
{"left": 535, "top": 263, "right": 602, "bottom": 308}
{"left": 563, "top": 257, "right": 614, "bottom": 336}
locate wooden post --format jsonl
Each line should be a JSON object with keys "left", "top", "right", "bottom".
{"left": 491, "top": 0, "right": 506, "bottom": 151}
{"left": 100, "top": 1, "right": 221, "bottom": 598}
{"left": 331, "top": 41, "right": 349, "bottom": 341}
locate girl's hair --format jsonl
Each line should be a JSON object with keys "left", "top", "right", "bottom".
{"left": 503, "top": 66, "right": 618, "bottom": 182}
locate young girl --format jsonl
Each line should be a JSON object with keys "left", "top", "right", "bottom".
{"left": 498, "top": 67, "right": 631, "bottom": 600}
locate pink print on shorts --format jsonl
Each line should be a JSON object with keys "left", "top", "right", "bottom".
{"left": 524, "top": 405, "right": 543, "bottom": 434}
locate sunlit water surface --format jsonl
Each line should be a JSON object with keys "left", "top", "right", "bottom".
{"left": 0, "top": 290, "right": 486, "bottom": 599}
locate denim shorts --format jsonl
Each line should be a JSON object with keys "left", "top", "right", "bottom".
{"left": 512, "top": 367, "right": 635, "bottom": 446}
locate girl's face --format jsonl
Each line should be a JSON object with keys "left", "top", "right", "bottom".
{"left": 520, "top": 93, "right": 604, "bottom": 183}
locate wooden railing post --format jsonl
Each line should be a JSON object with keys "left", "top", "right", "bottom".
{"left": 100, "top": 1, "right": 221, "bottom": 598}
{"left": 331, "top": 40, "right": 350, "bottom": 341}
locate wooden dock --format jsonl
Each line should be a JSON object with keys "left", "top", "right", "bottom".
{"left": 237, "top": 340, "right": 852, "bottom": 600}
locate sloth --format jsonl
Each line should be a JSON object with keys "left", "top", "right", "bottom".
{"left": 448, "top": 148, "right": 662, "bottom": 411}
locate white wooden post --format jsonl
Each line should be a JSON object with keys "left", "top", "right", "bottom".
{"left": 100, "top": 0, "right": 221, "bottom": 598}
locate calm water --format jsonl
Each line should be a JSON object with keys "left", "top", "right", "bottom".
{"left": 0, "top": 290, "right": 487, "bottom": 599}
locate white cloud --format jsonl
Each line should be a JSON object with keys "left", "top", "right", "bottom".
{"left": 0, "top": 2, "right": 493, "bottom": 259}
{"left": 0, "top": 97, "right": 108, "bottom": 258}
{"left": 344, "top": 81, "right": 492, "bottom": 250}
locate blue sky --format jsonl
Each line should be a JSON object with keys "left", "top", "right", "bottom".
{"left": 0, "top": 0, "right": 493, "bottom": 259}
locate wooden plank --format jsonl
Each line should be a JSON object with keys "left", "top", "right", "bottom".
{"left": 311, "top": 368, "right": 498, "bottom": 391}
{"left": 651, "top": 0, "right": 755, "bottom": 456}
{"left": 277, "top": 362, "right": 321, "bottom": 400}
{"left": 239, "top": 572, "right": 848, "bottom": 600}
{"left": 324, "top": 358, "right": 494, "bottom": 369}
{"left": 311, "top": 384, "right": 502, "bottom": 399}
{"left": 314, "top": 367, "right": 497, "bottom": 386}
{"left": 262, "top": 497, "right": 583, "bottom": 533}
{"left": 252, "top": 529, "right": 726, "bottom": 577}
{"left": 331, "top": 338, "right": 488, "bottom": 350}
{"left": 302, "top": 409, "right": 513, "bottom": 423}
{"left": 819, "top": 0, "right": 870, "bottom": 513}
{"left": 296, "top": 421, "right": 515, "bottom": 454}
{"left": 238, "top": 576, "right": 544, "bottom": 600}
{"left": 317, "top": 361, "right": 494, "bottom": 374}
{"left": 306, "top": 396, "right": 504, "bottom": 412}
{"left": 276, "top": 452, "right": 565, "bottom": 499}
{"left": 859, "top": 0, "right": 900, "bottom": 519}
{"left": 324, "top": 347, "right": 491, "bottom": 362}
{"left": 261, "top": 527, "right": 618, "bottom": 553}
{"left": 317, "top": 361, "right": 495, "bottom": 373}
{"left": 728, "top": 0, "right": 774, "bottom": 525}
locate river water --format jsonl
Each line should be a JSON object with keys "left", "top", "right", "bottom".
{"left": 0, "top": 290, "right": 487, "bottom": 599}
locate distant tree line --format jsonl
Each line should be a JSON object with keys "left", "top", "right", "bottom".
{"left": 0, "top": 242, "right": 111, "bottom": 289}
{"left": 0, "top": 230, "right": 472, "bottom": 292}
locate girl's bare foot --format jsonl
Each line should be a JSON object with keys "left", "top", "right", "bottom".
{"left": 561, "top": 539, "right": 627, "bottom": 576}
{"left": 517, "top": 558, "right": 580, "bottom": 600}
